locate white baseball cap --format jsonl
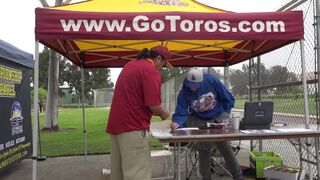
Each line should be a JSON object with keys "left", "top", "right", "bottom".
{"left": 185, "top": 68, "right": 203, "bottom": 88}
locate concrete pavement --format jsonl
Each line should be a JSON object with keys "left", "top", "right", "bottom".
{"left": 0, "top": 143, "right": 255, "bottom": 180}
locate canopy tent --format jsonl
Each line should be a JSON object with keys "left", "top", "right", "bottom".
{"left": 35, "top": 0, "right": 303, "bottom": 68}
{"left": 33, "top": 0, "right": 305, "bottom": 180}
{"left": 0, "top": 39, "right": 34, "bottom": 173}
{"left": 0, "top": 40, "right": 34, "bottom": 69}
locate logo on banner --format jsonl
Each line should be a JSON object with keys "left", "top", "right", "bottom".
{"left": 0, "top": 65, "right": 22, "bottom": 98}
{"left": 10, "top": 101, "right": 24, "bottom": 135}
{"left": 141, "top": 0, "right": 189, "bottom": 7}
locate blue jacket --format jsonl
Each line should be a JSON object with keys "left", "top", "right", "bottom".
{"left": 172, "top": 74, "right": 235, "bottom": 128}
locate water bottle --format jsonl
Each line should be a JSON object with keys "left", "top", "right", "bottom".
{"left": 231, "top": 112, "right": 241, "bottom": 130}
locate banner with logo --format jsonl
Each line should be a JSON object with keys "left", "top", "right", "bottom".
{"left": 0, "top": 59, "right": 32, "bottom": 173}
{"left": 36, "top": 10, "right": 303, "bottom": 41}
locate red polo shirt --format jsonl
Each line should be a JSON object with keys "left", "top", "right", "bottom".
{"left": 106, "top": 59, "right": 162, "bottom": 135}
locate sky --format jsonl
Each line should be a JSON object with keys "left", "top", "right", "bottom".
{"left": 0, "top": 0, "right": 290, "bottom": 84}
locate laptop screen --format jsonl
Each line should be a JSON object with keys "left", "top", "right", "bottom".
{"left": 242, "top": 101, "right": 274, "bottom": 125}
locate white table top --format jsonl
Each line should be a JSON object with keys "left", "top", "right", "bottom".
{"left": 150, "top": 121, "right": 320, "bottom": 143}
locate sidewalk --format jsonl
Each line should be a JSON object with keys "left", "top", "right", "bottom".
{"left": 0, "top": 145, "right": 254, "bottom": 180}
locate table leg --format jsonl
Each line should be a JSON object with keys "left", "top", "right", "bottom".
{"left": 185, "top": 145, "right": 188, "bottom": 180}
{"left": 178, "top": 142, "right": 181, "bottom": 180}
{"left": 174, "top": 143, "right": 177, "bottom": 180}
{"left": 173, "top": 142, "right": 182, "bottom": 180}
{"left": 315, "top": 137, "right": 320, "bottom": 179}
{"left": 298, "top": 138, "right": 303, "bottom": 180}
{"left": 259, "top": 139, "right": 263, "bottom": 151}
{"left": 306, "top": 138, "right": 313, "bottom": 180}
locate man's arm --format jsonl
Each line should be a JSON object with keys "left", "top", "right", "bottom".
{"left": 142, "top": 68, "right": 170, "bottom": 120}
{"left": 172, "top": 90, "right": 189, "bottom": 128}
{"left": 149, "top": 105, "right": 170, "bottom": 120}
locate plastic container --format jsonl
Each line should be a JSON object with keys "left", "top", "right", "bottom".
{"left": 264, "top": 166, "right": 305, "bottom": 180}
{"left": 249, "top": 151, "right": 283, "bottom": 178}
{"left": 206, "top": 122, "right": 225, "bottom": 129}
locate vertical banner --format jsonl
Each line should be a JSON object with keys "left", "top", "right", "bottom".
{"left": 0, "top": 59, "right": 32, "bottom": 173}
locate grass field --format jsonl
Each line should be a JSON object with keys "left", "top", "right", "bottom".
{"left": 234, "top": 98, "right": 316, "bottom": 115}
{"left": 39, "top": 98, "right": 314, "bottom": 157}
{"left": 38, "top": 108, "right": 163, "bottom": 157}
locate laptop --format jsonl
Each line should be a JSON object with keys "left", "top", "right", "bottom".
{"left": 240, "top": 101, "right": 274, "bottom": 130}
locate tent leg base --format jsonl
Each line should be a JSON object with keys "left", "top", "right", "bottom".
{"left": 37, "top": 156, "right": 47, "bottom": 161}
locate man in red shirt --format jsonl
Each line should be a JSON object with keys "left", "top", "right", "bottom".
{"left": 106, "top": 45, "right": 172, "bottom": 180}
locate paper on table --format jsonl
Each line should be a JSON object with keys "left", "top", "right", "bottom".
{"left": 277, "top": 128, "right": 313, "bottom": 132}
{"left": 175, "top": 127, "right": 199, "bottom": 131}
{"left": 241, "top": 129, "right": 277, "bottom": 134}
{"left": 261, "top": 129, "right": 276, "bottom": 133}
{"left": 240, "top": 130, "right": 259, "bottom": 134}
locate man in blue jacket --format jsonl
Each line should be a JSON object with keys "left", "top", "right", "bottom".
{"left": 170, "top": 68, "right": 243, "bottom": 180}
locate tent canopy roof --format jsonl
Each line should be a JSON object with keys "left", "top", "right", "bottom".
{"left": 0, "top": 39, "right": 34, "bottom": 69}
{"left": 35, "top": 0, "right": 304, "bottom": 68}
{"left": 51, "top": 0, "right": 226, "bottom": 13}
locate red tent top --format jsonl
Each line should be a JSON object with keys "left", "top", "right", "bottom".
{"left": 35, "top": 0, "right": 304, "bottom": 68}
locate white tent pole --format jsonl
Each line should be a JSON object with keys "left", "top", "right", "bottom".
{"left": 300, "top": 40, "right": 310, "bottom": 128}
{"left": 277, "top": 0, "right": 298, "bottom": 11}
{"left": 81, "top": 66, "right": 87, "bottom": 160}
{"left": 300, "top": 40, "right": 312, "bottom": 179}
{"left": 32, "top": 40, "right": 39, "bottom": 180}
{"left": 224, "top": 66, "right": 230, "bottom": 90}
{"left": 277, "top": 0, "right": 307, "bottom": 12}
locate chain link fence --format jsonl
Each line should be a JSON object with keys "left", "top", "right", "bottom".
{"left": 93, "top": 88, "right": 113, "bottom": 107}
{"left": 251, "top": 1, "right": 319, "bottom": 178}
{"left": 161, "top": 0, "right": 320, "bottom": 178}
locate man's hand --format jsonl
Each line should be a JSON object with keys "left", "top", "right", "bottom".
{"left": 170, "top": 122, "right": 179, "bottom": 131}
{"left": 160, "top": 111, "right": 170, "bottom": 121}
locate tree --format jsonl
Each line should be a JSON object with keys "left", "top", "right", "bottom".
{"left": 230, "top": 69, "right": 248, "bottom": 97}
{"left": 38, "top": 48, "right": 49, "bottom": 89}
{"left": 31, "top": 87, "right": 47, "bottom": 113}
{"left": 63, "top": 63, "right": 90, "bottom": 104}
{"left": 266, "top": 65, "right": 298, "bottom": 95}
{"left": 242, "top": 62, "right": 269, "bottom": 95}
{"left": 242, "top": 62, "right": 268, "bottom": 86}
{"left": 62, "top": 62, "right": 114, "bottom": 105}
{"left": 267, "top": 65, "right": 297, "bottom": 84}
{"left": 208, "top": 67, "right": 222, "bottom": 80}
{"left": 90, "top": 68, "right": 114, "bottom": 89}
{"left": 161, "top": 67, "right": 188, "bottom": 82}
{"left": 32, "top": 47, "right": 67, "bottom": 90}
{"left": 39, "top": 0, "right": 72, "bottom": 130}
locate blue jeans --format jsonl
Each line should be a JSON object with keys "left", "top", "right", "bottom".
{"left": 184, "top": 113, "right": 243, "bottom": 180}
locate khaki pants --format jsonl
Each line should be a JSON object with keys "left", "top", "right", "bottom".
{"left": 110, "top": 130, "right": 151, "bottom": 180}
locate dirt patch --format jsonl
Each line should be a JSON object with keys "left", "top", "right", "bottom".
{"left": 41, "top": 127, "right": 76, "bottom": 133}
